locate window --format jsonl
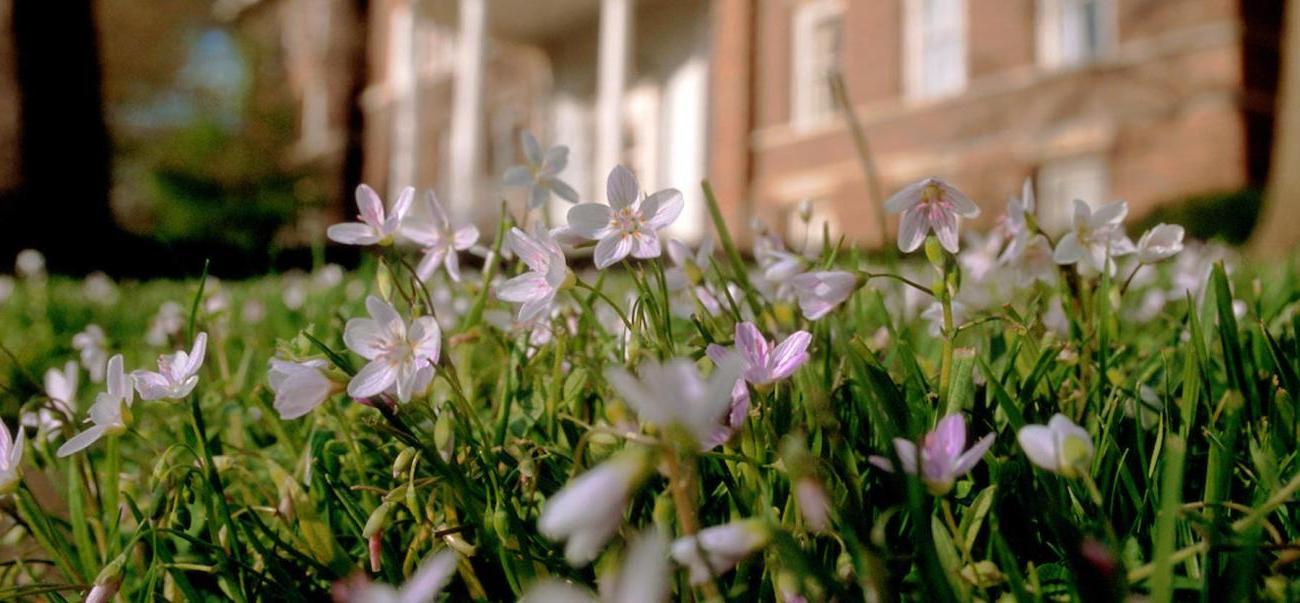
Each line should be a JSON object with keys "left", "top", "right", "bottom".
{"left": 1036, "top": 155, "right": 1109, "bottom": 236}
{"left": 1037, "top": 0, "right": 1113, "bottom": 69}
{"left": 904, "top": 0, "right": 967, "bottom": 100}
{"left": 791, "top": 0, "right": 844, "bottom": 128}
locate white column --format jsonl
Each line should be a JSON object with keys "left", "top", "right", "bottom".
{"left": 388, "top": 0, "right": 417, "bottom": 198}
{"left": 594, "top": 0, "right": 631, "bottom": 192}
{"left": 449, "top": 0, "right": 486, "bottom": 221}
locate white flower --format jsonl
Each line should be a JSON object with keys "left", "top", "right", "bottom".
{"left": 0, "top": 275, "right": 13, "bottom": 304}
{"left": 670, "top": 519, "right": 771, "bottom": 585}
{"left": 15, "top": 249, "right": 45, "bottom": 280}
{"left": 73, "top": 325, "right": 109, "bottom": 383}
{"left": 400, "top": 190, "right": 480, "bottom": 282}
{"left": 132, "top": 333, "right": 208, "bottom": 401}
{"left": 565, "top": 165, "right": 684, "bottom": 269}
{"left": 605, "top": 357, "right": 744, "bottom": 448}
{"left": 1014, "top": 234, "right": 1058, "bottom": 287}
{"left": 26, "top": 361, "right": 78, "bottom": 436}
{"left": 754, "top": 233, "right": 805, "bottom": 282}
{"left": 1052, "top": 199, "right": 1135, "bottom": 273}
{"left": 45, "top": 360, "right": 79, "bottom": 408}
{"left": 998, "top": 178, "right": 1036, "bottom": 263}
{"left": 343, "top": 296, "right": 440, "bottom": 403}
{"left": 664, "top": 238, "right": 714, "bottom": 291}
{"left": 57, "top": 354, "right": 134, "bottom": 457}
{"left": 344, "top": 549, "right": 459, "bottom": 603}
{"left": 538, "top": 449, "right": 650, "bottom": 566}
{"left": 146, "top": 302, "right": 185, "bottom": 347}
{"left": 1135, "top": 223, "right": 1185, "bottom": 264}
{"left": 502, "top": 131, "right": 580, "bottom": 209}
{"left": 1017, "top": 414, "right": 1095, "bottom": 478}
{"left": 0, "top": 419, "right": 25, "bottom": 495}
{"left": 268, "top": 359, "right": 335, "bottom": 420}
{"left": 327, "top": 184, "right": 413, "bottom": 246}
{"left": 523, "top": 529, "right": 668, "bottom": 603}
{"left": 884, "top": 178, "right": 980, "bottom": 253}
{"left": 789, "top": 271, "right": 858, "bottom": 320}
{"left": 83, "top": 272, "right": 119, "bottom": 306}
{"left": 497, "top": 226, "right": 571, "bottom": 323}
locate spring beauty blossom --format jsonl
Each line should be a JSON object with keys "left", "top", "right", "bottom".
{"left": 565, "top": 165, "right": 684, "bottom": 269}
{"left": 1052, "top": 199, "right": 1134, "bottom": 273}
{"left": 0, "top": 419, "right": 24, "bottom": 495}
{"left": 57, "top": 354, "right": 134, "bottom": 457}
{"left": 671, "top": 519, "right": 772, "bottom": 585}
{"left": 327, "top": 184, "right": 413, "bottom": 246}
{"left": 605, "top": 356, "right": 744, "bottom": 449}
{"left": 132, "top": 333, "right": 208, "bottom": 401}
{"left": 496, "top": 225, "right": 572, "bottom": 323}
{"left": 868, "top": 413, "right": 995, "bottom": 496}
{"left": 1017, "top": 414, "right": 1095, "bottom": 478}
{"left": 789, "top": 271, "right": 858, "bottom": 320}
{"left": 400, "top": 190, "right": 480, "bottom": 282}
{"left": 267, "top": 359, "right": 336, "bottom": 420}
{"left": 537, "top": 448, "right": 651, "bottom": 566}
{"left": 343, "top": 296, "right": 440, "bottom": 403}
{"left": 1135, "top": 223, "right": 1185, "bottom": 264}
{"left": 884, "top": 177, "right": 981, "bottom": 254}
{"left": 705, "top": 322, "right": 811, "bottom": 437}
{"left": 502, "top": 131, "right": 580, "bottom": 209}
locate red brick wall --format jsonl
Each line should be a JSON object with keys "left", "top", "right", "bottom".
{"left": 739, "top": 0, "right": 1253, "bottom": 246}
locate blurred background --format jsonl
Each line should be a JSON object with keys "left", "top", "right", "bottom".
{"left": 0, "top": 0, "right": 1294, "bottom": 278}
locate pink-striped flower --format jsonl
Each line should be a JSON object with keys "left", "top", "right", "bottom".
{"left": 790, "top": 271, "right": 858, "bottom": 320}
{"left": 704, "top": 322, "right": 811, "bottom": 446}
{"left": 327, "top": 184, "right": 413, "bottom": 246}
{"left": 497, "top": 225, "right": 572, "bottom": 323}
{"left": 884, "top": 178, "right": 980, "bottom": 253}
{"left": 869, "top": 413, "right": 995, "bottom": 496}
{"left": 565, "top": 165, "right": 683, "bottom": 269}
{"left": 400, "top": 190, "right": 479, "bottom": 282}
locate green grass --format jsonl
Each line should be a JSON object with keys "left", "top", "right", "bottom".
{"left": 2, "top": 225, "right": 1300, "bottom": 601}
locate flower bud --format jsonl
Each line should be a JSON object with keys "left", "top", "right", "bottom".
{"left": 392, "top": 447, "right": 416, "bottom": 478}
{"left": 363, "top": 502, "right": 393, "bottom": 539}
{"left": 924, "top": 235, "right": 946, "bottom": 270}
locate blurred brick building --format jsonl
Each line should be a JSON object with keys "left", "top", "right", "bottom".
{"left": 274, "top": 0, "right": 1281, "bottom": 247}
{"left": 728, "top": 0, "right": 1281, "bottom": 246}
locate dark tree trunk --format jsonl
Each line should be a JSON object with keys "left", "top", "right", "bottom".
{"left": 7, "top": 0, "right": 115, "bottom": 273}
{"left": 339, "top": 0, "right": 370, "bottom": 219}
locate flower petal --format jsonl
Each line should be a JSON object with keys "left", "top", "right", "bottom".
{"left": 566, "top": 204, "right": 613, "bottom": 240}
{"left": 348, "top": 359, "right": 398, "bottom": 399}
{"left": 606, "top": 165, "right": 639, "bottom": 209}
{"left": 767, "top": 330, "right": 811, "bottom": 381}
{"left": 643, "top": 188, "right": 684, "bottom": 230}
{"left": 502, "top": 165, "right": 533, "bottom": 187}
{"left": 57, "top": 425, "right": 107, "bottom": 457}
{"left": 327, "top": 223, "right": 380, "bottom": 245}
{"left": 508, "top": 227, "right": 551, "bottom": 273}
{"left": 594, "top": 235, "right": 633, "bottom": 269}
{"left": 1017, "top": 425, "right": 1058, "bottom": 471}
{"left": 897, "top": 207, "right": 928, "bottom": 253}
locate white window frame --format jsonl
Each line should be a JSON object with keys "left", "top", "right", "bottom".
{"left": 903, "top": 0, "right": 968, "bottom": 101}
{"left": 1035, "top": 0, "right": 1117, "bottom": 70}
{"left": 791, "top": 0, "right": 845, "bottom": 129}
{"left": 1036, "top": 154, "right": 1109, "bottom": 236}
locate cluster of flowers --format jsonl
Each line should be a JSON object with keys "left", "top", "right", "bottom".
{"left": 0, "top": 129, "right": 1199, "bottom": 600}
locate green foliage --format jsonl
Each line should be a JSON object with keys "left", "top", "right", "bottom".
{"left": 2, "top": 227, "right": 1300, "bottom": 601}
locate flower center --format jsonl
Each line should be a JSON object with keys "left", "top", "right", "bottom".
{"left": 611, "top": 207, "right": 645, "bottom": 234}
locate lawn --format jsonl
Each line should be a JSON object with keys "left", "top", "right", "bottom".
{"left": 1, "top": 171, "right": 1299, "bottom": 602}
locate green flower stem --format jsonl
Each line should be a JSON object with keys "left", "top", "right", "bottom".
{"left": 188, "top": 394, "right": 249, "bottom": 603}
{"left": 937, "top": 292, "right": 956, "bottom": 408}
